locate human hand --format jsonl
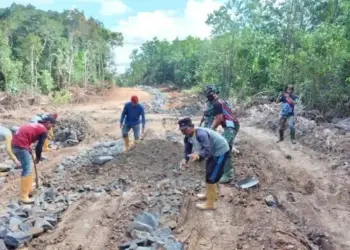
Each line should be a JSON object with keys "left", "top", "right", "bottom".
{"left": 286, "top": 96, "right": 293, "bottom": 104}
{"left": 34, "top": 158, "right": 40, "bottom": 164}
{"left": 179, "top": 159, "right": 187, "bottom": 170}
{"left": 14, "top": 159, "right": 21, "bottom": 168}
{"left": 188, "top": 153, "right": 200, "bottom": 162}
{"left": 120, "top": 124, "right": 123, "bottom": 129}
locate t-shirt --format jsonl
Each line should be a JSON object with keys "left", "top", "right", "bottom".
{"left": 212, "top": 98, "right": 240, "bottom": 128}
{"left": 12, "top": 123, "right": 48, "bottom": 150}
{"left": 30, "top": 113, "right": 51, "bottom": 123}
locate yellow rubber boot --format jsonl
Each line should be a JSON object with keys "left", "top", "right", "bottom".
{"left": 196, "top": 185, "right": 208, "bottom": 200}
{"left": 20, "top": 176, "right": 34, "bottom": 204}
{"left": 196, "top": 183, "right": 216, "bottom": 210}
{"left": 43, "top": 138, "right": 50, "bottom": 152}
{"left": 29, "top": 172, "right": 39, "bottom": 197}
{"left": 197, "top": 184, "right": 219, "bottom": 201}
{"left": 123, "top": 137, "right": 130, "bottom": 151}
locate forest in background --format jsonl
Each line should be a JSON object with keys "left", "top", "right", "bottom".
{"left": 0, "top": 3, "right": 123, "bottom": 97}
{"left": 122, "top": 0, "right": 350, "bottom": 118}
{"left": 0, "top": 1, "right": 349, "bottom": 118}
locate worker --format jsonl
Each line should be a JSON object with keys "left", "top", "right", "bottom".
{"left": 120, "top": 95, "right": 146, "bottom": 151}
{"left": 12, "top": 115, "right": 56, "bottom": 204}
{"left": 178, "top": 117, "right": 229, "bottom": 210}
{"left": 0, "top": 125, "right": 21, "bottom": 168}
{"left": 204, "top": 85, "right": 240, "bottom": 184}
{"left": 30, "top": 113, "right": 58, "bottom": 152}
{"left": 276, "top": 84, "right": 298, "bottom": 144}
{"left": 199, "top": 85, "right": 218, "bottom": 128}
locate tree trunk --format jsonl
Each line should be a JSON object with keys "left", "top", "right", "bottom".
{"left": 31, "top": 44, "right": 34, "bottom": 94}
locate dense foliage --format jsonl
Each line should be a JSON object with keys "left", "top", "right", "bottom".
{"left": 123, "top": 0, "right": 350, "bottom": 118}
{"left": 0, "top": 4, "right": 123, "bottom": 94}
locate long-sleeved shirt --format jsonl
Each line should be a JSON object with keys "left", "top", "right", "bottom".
{"left": 30, "top": 113, "right": 51, "bottom": 123}
{"left": 184, "top": 127, "right": 229, "bottom": 161}
{"left": 278, "top": 94, "right": 298, "bottom": 116}
{"left": 120, "top": 102, "right": 146, "bottom": 128}
{"left": 12, "top": 123, "right": 48, "bottom": 160}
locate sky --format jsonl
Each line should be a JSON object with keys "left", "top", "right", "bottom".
{"left": 1, "top": 0, "right": 224, "bottom": 73}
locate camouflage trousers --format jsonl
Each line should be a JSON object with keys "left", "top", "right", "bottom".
{"left": 203, "top": 118, "right": 214, "bottom": 128}
{"left": 219, "top": 125, "right": 239, "bottom": 183}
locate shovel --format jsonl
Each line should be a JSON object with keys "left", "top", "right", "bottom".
{"left": 30, "top": 152, "right": 39, "bottom": 189}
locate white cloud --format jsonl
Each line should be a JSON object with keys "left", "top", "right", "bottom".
{"left": 113, "top": 0, "right": 222, "bottom": 73}
{"left": 7, "top": 0, "right": 54, "bottom": 4}
{"left": 99, "top": 0, "right": 129, "bottom": 16}
{"left": 76, "top": 0, "right": 129, "bottom": 16}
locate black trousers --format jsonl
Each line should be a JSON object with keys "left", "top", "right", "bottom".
{"left": 206, "top": 151, "right": 230, "bottom": 184}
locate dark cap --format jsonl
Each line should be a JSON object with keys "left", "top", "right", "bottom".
{"left": 178, "top": 117, "right": 193, "bottom": 129}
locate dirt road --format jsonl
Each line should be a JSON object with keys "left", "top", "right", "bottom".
{"left": 0, "top": 87, "right": 349, "bottom": 250}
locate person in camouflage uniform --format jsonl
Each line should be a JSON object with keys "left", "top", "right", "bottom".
{"left": 199, "top": 89, "right": 216, "bottom": 128}
{"left": 204, "top": 85, "right": 240, "bottom": 183}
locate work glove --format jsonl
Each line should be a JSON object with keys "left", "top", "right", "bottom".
{"left": 188, "top": 153, "right": 200, "bottom": 162}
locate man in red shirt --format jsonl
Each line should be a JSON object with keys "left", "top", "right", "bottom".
{"left": 12, "top": 115, "right": 56, "bottom": 203}
{"left": 30, "top": 112, "right": 58, "bottom": 152}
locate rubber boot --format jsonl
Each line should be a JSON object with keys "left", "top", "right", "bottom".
{"left": 20, "top": 176, "right": 34, "bottom": 204}
{"left": 218, "top": 170, "right": 233, "bottom": 184}
{"left": 197, "top": 184, "right": 219, "bottom": 201}
{"left": 290, "top": 129, "right": 296, "bottom": 144}
{"left": 277, "top": 130, "right": 284, "bottom": 143}
{"left": 219, "top": 156, "right": 233, "bottom": 184}
{"left": 196, "top": 185, "right": 208, "bottom": 200}
{"left": 29, "top": 172, "right": 39, "bottom": 197}
{"left": 134, "top": 139, "right": 140, "bottom": 144}
{"left": 196, "top": 183, "right": 216, "bottom": 210}
{"left": 123, "top": 137, "right": 130, "bottom": 151}
{"left": 43, "top": 138, "right": 50, "bottom": 152}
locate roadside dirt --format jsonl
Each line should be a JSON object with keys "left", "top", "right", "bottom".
{"left": 0, "top": 87, "right": 350, "bottom": 250}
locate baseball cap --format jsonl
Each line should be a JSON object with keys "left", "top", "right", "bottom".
{"left": 178, "top": 117, "right": 193, "bottom": 129}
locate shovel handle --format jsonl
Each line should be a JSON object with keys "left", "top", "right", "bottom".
{"left": 30, "top": 153, "right": 39, "bottom": 189}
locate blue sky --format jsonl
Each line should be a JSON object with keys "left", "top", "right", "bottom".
{"left": 2, "top": 0, "right": 224, "bottom": 72}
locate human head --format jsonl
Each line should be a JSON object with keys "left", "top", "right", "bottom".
{"left": 203, "top": 85, "right": 219, "bottom": 102}
{"left": 39, "top": 115, "right": 56, "bottom": 130}
{"left": 178, "top": 117, "right": 195, "bottom": 136}
{"left": 286, "top": 84, "right": 294, "bottom": 94}
{"left": 131, "top": 95, "right": 139, "bottom": 106}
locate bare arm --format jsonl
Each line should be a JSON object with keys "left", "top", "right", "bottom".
{"left": 5, "top": 136, "right": 17, "bottom": 162}
{"left": 211, "top": 102, "right": 224, "bottom": 130}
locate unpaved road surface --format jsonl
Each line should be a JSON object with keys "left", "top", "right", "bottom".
{"left": 0, "top": 87, "right": 349, "bottom": 250}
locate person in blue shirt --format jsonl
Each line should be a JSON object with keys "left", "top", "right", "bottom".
{"left": 276, "top": 84, "right": 298, "bottom": 144}
{"left": 120, "top": 95, "right": 146, "bottom": 151}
